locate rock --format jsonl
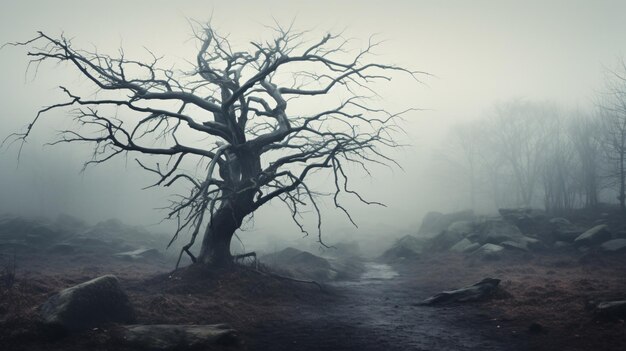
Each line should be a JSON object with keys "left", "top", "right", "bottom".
{"left": 323, "top": 241, "right": 361, "bottom": 258}
{"left": 574, "top": 224, "right": 611, "bottom": 247}
{"left": 613, "top": 230, "right": 626, "bottom": 239}
{"left": 549, "top": 218, "right": 582, "bottom": 242}
{"left": 500, "top": 240, "right": 528, "bottom": 251}
{"left": 326, "top": 257, "right": 366, "bottom": 280}
{"left": 417, "top": 211, "right": 443, "bottom": 235}
{"left": 0, "top": 241, "right": 39, "bottom": 253}
{"left": 449, "top": 238, "right": 474, "bottom": 253}
{"left": 463, "top": 242, "right": 481, "bottom": 253}
{"left": 553, "top": 241, "right": 571, "bottom": 249}
{"left": 518, "top": 236, "right": 543, "bottom": 250}
{"left": 595, "top": 300, "right": 626, "bottom": 320}
{"left": 0, "top": 217, "right": 64, "bottom": 246}
{"left": 501, "top": 236, "right": 542, "bottom": 252}
{"left": 417, "top": 278, "right": 501, "bottom": 305}
{"left": 263, "top": 247, "right": 338, "bottom": 281}
{"left": 553, "top": 228, "right": 583, "bottom": 243}
{"left": 600, "top": 239, "right": 626, "bottom": 252}
{"left": 499, "top": 208, "right": 546, "bottom": 234}
{"left": 418, "top": 210, "right": 475, "bottom": 237}
{"left": 549, "top": 217, "right": 571, "bottom": 226}
{"left": 380, "top": 235, "right": 426, "bottom": 261}
{"left": 113, "top": 248, "right": 161, "bottom": 261}
{"left": 47, "top": 243, "right": 77, "bottom": 254}
{"left": 469, "top": 219, "right": 524, "bottom": 245}
{"left": 40, "top": 275, "right": 135, "bottom": 331}
{"left": 447, "top": 221, "right": 475, "bottom": 235}
{"left": 471, "top": 243, "right": 504, "bottom": 260}
{"left": 428, "top": 229, "right": 464, "bottom": 252}
{"left": 119, "top": 324, "right": 238, "bottom": 350}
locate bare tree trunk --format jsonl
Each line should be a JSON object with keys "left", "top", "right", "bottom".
{"left": 197, "top": 202, "right": 247, "bottom": 267}
{"left": 619, "top": 152, "right": 626, "bottom": 212}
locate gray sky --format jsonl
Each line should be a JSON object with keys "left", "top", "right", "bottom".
{"left": 1, "top": 0, "right": 625, "bottom": 249}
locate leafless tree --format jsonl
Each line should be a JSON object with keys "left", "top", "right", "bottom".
{"left": 488, "top": 100, "right": 555, "bottom": 208}
{"left": 4, "top": 23, "right": 421, "bottom": 267}
{"left": 541, "top": 114, "right": 578, "bottom": 214}
{"left": 597, "top": 59, "right": 626, "bottom": 212}
{"left": 569, "top": 112, "right": 601, "bottom": 209}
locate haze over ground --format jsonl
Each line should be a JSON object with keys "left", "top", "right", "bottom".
{"left": 1, "top": 0, "right": 625, "bottom": 252}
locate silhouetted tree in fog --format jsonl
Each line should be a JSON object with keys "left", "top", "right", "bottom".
{"left": 595, "top": 58, "right": 626, "bottom": 212}
{"left": 569, "top": 113, "right": 601, "bottom": 209}
{"left": 489, "top": 100, "right": 555, "bottom": 208}
{"left": 6, "top": 23, "right": 421, "bottom": 267}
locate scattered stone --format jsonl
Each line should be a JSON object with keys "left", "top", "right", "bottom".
{"left": 40, "top": 275, "right": 135, "bottom": 332}
{"left": 600, "top": 239, "right": 626, "bottom": 252}
{"left": 472, "top": 243, "right": 505, "bottom": 260}
{"left": 380, "top": 235, "right": 426, "bottom": 261}
{"left": 113, "top": 248, "right": 161, "bottom": 261}
{"left": 470, "top": 219, "right": 524, "bottom": 245}
{"left": 500, "top": 240, "right": 528, "bottom": 251}
{"left": 548, "top": 217, "right": 570, "bottom": 226}
{"left": 613, "top": 230, "right": 626, "bottom": 239}
{"left": 263, "top": 247, "right": 338, "bottom": 281}
{"left": 417, "top": 278, "right": 501, "bottom": 305}
{"left": 449, "top": 238, "right": 474, "bottom": 253}
{"left": 47, "top": 243, "right": 77, "bottom": 254}
{"left": 428, "top": 229, "right": 465, "bottom": 252}
{"left": 574, "top": 224, "right": 611, "bottom": 247}
{"left": 549, "top": 218, "right": 582, "bottom": 242}
{"left": 119, "top": 324, "right": 238, "bottom": 350}
{"left": 595, "top": 300, "right": 626, "bottom": 320}
{"left": 553, "top": 241, "right": 571, "bottom": 249}
{"left": 462, "top": 242, "right": 481, "bottom": 253}
{"left": 501, "top": 236, "right": 542, "bottom": 252}
{"left": 499, "top": 208, "right": 545, "bottom": 233}
{"left": 417, "top": 210, "right": 475, "bottom": 237}
{"left": 518, "top": 236, "right": 543, "bottom": 250}
{"left": 323, "top": 241, "right": 361, "bottom": 258}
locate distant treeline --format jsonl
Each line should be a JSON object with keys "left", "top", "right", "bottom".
{"left": 438, "top": 59, "right": 626, "bottom": 215}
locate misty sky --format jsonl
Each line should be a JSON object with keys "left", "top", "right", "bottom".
{"left": 2, "top": 0, "right": 626, "bottom": 250}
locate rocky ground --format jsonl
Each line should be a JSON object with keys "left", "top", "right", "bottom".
{"left": 0, "top": 208, "right": 625, "bottom": 350}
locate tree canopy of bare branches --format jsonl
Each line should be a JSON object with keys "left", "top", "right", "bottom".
{"left": 5, "top": 22, "right": 422, "bottom": 266}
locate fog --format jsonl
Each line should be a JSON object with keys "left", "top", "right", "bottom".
{"left": 2, "top": 0, "right": 626, "bottom": 254}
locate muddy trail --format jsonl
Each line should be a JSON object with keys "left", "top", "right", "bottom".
{"left": 244, "top": 262, "right": 524, "bottom": 351}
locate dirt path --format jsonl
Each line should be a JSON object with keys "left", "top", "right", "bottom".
{"left": 244, "top": 262, "right": 525, "bottom": 351}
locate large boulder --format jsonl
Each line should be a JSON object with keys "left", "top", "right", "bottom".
{"left": 262, "top": 247, "right": 338, "bottom": 281}
{"left": 574, "top": 225, "right": 611, "bottom": 247}
{"left": 40, "top": 275, "right": 135, "bottom": 332}
{"left": 322, "top": 241, "right": 361, "bottom": 258}
{"left": 0, "top": 216, "right": 65, "bottom": 252}
{"left": 501, "top": 236, "right": 543, "bottom": 252}
{"left": 119, "top": 324, "right": 238, "bottom": 350}
{"left": 380, "top": 235, "right": 427, "bottom": 261}
{"left": 469, "top": 219, "right": 524, "bottom": 245}
{"left": 471, "top": 243, "right": 505, "bottom": 260}
{"left": 498, "top": 208, "right": 546, "bottom": 234}
{"left": 428, "top": 230, "right": 463, "bottom": 252}
{"left": 600, "top": 239, "right": 626, "bottom": 252}
{"left": 417, "top": 278, "right": 501, "bottom": 305}
{"left": 549, "top": 218, "right": 582, "bottom": 242}
{"left": 449, "top": 238, "right": 479, "bottom": 253}
{"left": 427, "top": 220, "right": 475, "bottom": 252}
{"left": 417, "top": 212, "right": 443, "bottom": 236}
{"left": 417, "top": 210, "right": 475, "bottom": 237}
